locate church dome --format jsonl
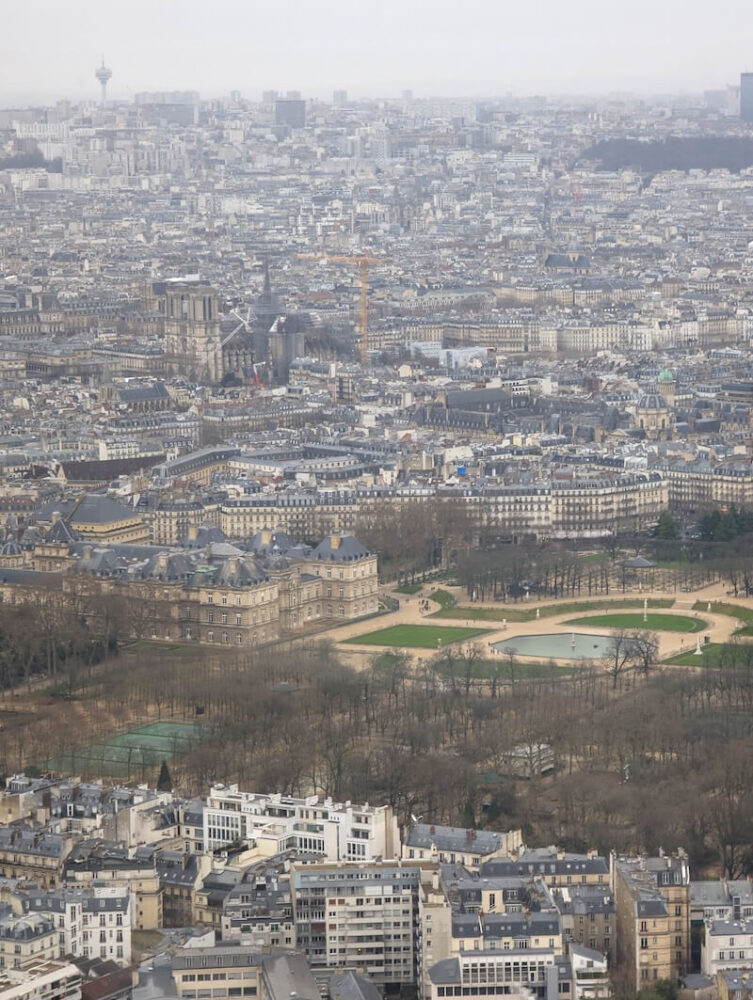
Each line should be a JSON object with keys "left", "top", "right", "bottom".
{"left": 637, "top": 392, "right": 667, "bottom": 410}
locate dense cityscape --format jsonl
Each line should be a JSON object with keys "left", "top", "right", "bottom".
{"left": 4, "top": 22, "right": 753, "bottom": 1000}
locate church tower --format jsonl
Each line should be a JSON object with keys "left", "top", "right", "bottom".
{"left": 163, "top": 280, "right": 223, "bottom": 383}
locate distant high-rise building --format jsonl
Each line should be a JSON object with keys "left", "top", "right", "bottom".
{"left": 134, "top": 90, "right": 199, "bottom": 126}
{"left": 741, "top": 73, "right": 753, "bottom": 122}
{"left": 94, "top": 59, "right": 112, "bottom": 105}
{"left": 333, "top": 89, "right": 347, "bottom": 106}
{"left": 275, "top": 98, "right": 306, "bottom": 128}
{"left": 261, "top": 90, "right": 278, "bottom": 105}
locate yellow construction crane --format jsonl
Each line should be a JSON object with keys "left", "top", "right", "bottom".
{"left": 297, "top": 253, "right": 384, "bottom": 366}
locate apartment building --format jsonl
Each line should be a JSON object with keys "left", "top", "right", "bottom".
{"left": 221, "top": 871, "right": 296, "bottom": 949}
{"left": 172, "top": 942, "right": 263, "bottom": 1000}
{"left": 0, "top": 914, "right": 58, "bottom": 971}
{"left": 450, "top": 911, "right": 562, "bottom": 956}
{"left": 549, "top": 473, "right": 668, "bottom": 539}
{"left": 479, "top": 486, "right": 551, "bottom": 542}
{"left": 480, "top": 848, "right": 610, "bottom": 891}
{"left": 657, "top": 463, "right": 753, "bottom": 515}
{"left": 158, "top": 852, "right": 212, "bottom": 928}
{"left": 717, "top": 969, "right": 753, "bottom": 1000}
{"left": 702, "top": 919, "right": 753, "bottom": 976}
{"left": 691, "top": 881, "right": 753, "bottom": 972}
{"left": 217, "top": 476, "right": 667, "bottom": 545}
{"left": 569, "top": 944, "right": 611, "bottom": 1000}
{"left": 427, "top": 947, "right": 563, "bottom": 1000}
{"left": 172, "top": 946, "right": 320, "bottom": 1000}
{"left": 418, "top": 870, "right": 453, "bottom": 999}
{"left": 0, "top": 960, "right": 82, "bottom": 1000}
{"left": 291, "top": 861, "right": 423, "bottom": 988}
{"left": 153, "top": 446, "right": 241, "bottom": 486}
{"left": 402, "top": 824, "right": 523, "bottom": 870}
{"left": 612, "top": 852, "right": 690, "bottom": 992}
{"left": 553, "top": 887, "right": 615, "bottom": 965}
{"left": 442, "top": 870, "right": 550, "bottom": 916}
{"left": 219, "top": 493, "right": 360, "bottom": 541}
{"left": 443, "top": 320, "right": 548, "bottom": 354}
{"left": 204, "top": 788, "right": 398, "bottom": 860}
{"left": 152, "top": 498, "right": 222, "bottom": 545}
{"left": 0, "top": 827, "right": 69, "bottom": 888}
{"left": 61, "top": 842, "right": 162, "bottom": 930}
{"left": 23, "top": 885, "right": 131, "bottom": 967}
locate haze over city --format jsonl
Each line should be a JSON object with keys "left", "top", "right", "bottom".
{"left": 3, "top": 0, "right": 753, "bottom": 103}
{"left": 6, "top": 6, "right": 753, "bottom": 1000}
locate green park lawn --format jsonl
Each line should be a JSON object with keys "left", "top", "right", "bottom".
{"left": 343, "top": 624, "right": 490, "bottom": 649}
{"left": 564, "top": 612, "right": 706, "bottom": 633}
{"left": 692, "top": 600, "right": 753, "bottom": 622}
{"left": 664, "top": 643, "right": 749, "bottom": 668}
{"left": 692, "top": 601, "right": 753, "bottom": 634}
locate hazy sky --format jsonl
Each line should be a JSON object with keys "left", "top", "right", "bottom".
{"left": 2, "top": 0, "right": 752, "bottom": 105}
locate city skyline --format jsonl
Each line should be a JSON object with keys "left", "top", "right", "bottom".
{"left": 2, "top": 0, "right": 753, "bottom": 104}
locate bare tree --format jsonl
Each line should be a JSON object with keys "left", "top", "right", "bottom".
{"left": 604, "top": 629, "right": 637, "bottom": 689}
{"left": 628, "top": 631, "right": 660, "bottom": 677}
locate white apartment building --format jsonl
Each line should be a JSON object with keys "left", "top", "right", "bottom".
{"left": 0, "top": 960, "right": 81, "bottom": 1000}
{"left": 427, "top": 948, "right": 561, "bottom": 1000}
{"left": 569, "top": 944, "right": 610, "bottom": 1000}
{"left": 203, "top": 786, "right": 399, "bottom": 860}
{"left": 702, "top": 919, "right": 753, "bottom": 977}
{"left": 25, "top": 885, "right": 131, "bottom": 967}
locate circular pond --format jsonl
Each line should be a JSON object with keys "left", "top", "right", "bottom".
{"left": 492, "top": 632, "right": 615, "bottom": 661}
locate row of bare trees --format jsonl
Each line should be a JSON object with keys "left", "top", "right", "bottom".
{"left": 4, "top": 621, "right": 752, "bottom": 878}
{"left": 3, "top": 550, "right": 753, "bottom": 879}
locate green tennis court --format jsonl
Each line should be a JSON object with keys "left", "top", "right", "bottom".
{"left": 42, "top": 721, "right": 203, "bottom": 779}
